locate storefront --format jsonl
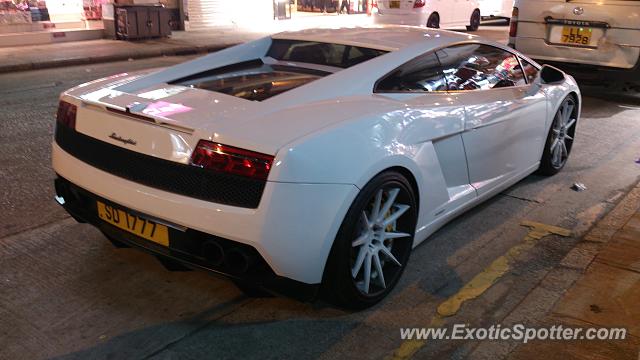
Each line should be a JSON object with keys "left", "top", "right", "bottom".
{"left": 185, "top": 0, "right": 272, "bottom": 30}
{"left": 0, "top": 0, "right": 104, "bottom": 26}
{"left": 296, "top": 0, "right": 368, "bottom": 14}
{"left": 184, "top": 0, "right": 369, "bottom": 31}
{"left": 0, "top": 0, "right": 105, "bottom": 47}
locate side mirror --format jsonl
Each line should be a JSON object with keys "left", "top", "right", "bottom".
{"left": 539, "top": 65, "right": 565, "bottom": 84}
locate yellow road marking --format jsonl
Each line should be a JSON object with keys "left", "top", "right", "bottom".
{"left": 387, "top": 221, "right": 571, "bottom": 360}
{"left": 520, "top": 220, "right": 572, "bottom": 238}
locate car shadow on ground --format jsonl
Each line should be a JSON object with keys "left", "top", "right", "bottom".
{"left": 42, "top": 190, "right": 533, "bottom": 359}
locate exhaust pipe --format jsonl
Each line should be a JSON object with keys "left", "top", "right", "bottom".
{"left": 201, "top": 240, "right": 225, "bottom": 266}
{"left": 224, "top": 248, "right": 254, "bottom": 275}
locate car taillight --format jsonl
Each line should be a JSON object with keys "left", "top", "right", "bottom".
{"left": 413, "top": 0, "right": 425, "bottom": 8}
{"left": 372, "top": 0, "right": 377, "bottom": 8}
{"left": 190, "top": 140, "right": 274, "bottom": 181}
{"left": 56, "top": 100, "right": 77, "bottom": 129}
{"left": 509, "top": 7, "right": 518, "bottom": 38}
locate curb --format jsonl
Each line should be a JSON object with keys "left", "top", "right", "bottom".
{"left": 468, "top": 181, "right": 640, "bottom": 359}
{"left": 0, "top": 43, "right": 234, "bottom": 74}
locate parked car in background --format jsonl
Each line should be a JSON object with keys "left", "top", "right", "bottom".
{"left": 509, "top": 0, "right": 640, "bottom": 84}
{"left": 373, "top": 0, "right": 482, "bottom": 31}
{"left": 479, "top": 0, "right": 513, "bottom": 21}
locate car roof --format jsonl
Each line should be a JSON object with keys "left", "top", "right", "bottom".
{"left": 271, "top": 25, "right": 476, "bottom": 52}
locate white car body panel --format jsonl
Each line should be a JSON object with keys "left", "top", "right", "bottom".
{"left": 53, "top": 26, "right": 580, "bottom": 285}
{"left": 511, "top": 0, "right": 640, "bottom": 69}
{"left": 373, "top": 0, "right": 481, "bottom": 29}
{"left": 479, "top": 0, "right": 513, "bottom": 18}
{"left": 457, "top": 85, "right": 547, "bottom": 194}
{"left": 53, "top": 144, "right": 358, "bottom": 283}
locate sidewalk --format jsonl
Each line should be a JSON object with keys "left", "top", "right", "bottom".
{"left": 509, "top": 185, "right": 640, "bottom": 359}
{"left": 0, "top": 13, "right": 373, "bottom": 74}
{"left": 0, "top": 29, "right": 265, "bottom": 74}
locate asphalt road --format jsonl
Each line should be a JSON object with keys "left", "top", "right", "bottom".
{"left": 1, "top": 27, "right": 640, "bottom": 359}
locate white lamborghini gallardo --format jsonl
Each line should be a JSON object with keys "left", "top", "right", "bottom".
{"left": 53, "top": 26, "right": 580, "bottom": 308}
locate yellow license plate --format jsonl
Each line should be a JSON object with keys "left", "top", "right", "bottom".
{"left": 390, "top": 0, "right": 400, "bottom": 8}
{"left": 561, "top": 26, "right": 593, "bottom": 46}
{"left": 97, "top": 201, "right": 169, "bottom": 246}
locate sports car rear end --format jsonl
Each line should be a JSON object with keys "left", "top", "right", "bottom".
{"left": 51, "top": 36, "right": 394, "bottom": 297}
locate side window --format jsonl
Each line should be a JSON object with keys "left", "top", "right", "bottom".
{"left": 436, "top": 44, "right": 527, "bottom": 91}
{"left": 520, "top": 58, "right": 540, "bottom": 84}
{"left": 375, "top": 53, "right": 447, "bottom": 93}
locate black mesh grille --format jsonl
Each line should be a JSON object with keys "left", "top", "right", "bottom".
{"left": 55, "top": 124, "right": 266, "bottom": 208}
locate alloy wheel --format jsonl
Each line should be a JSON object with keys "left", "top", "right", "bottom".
{"left": 350, "top": 187, "right": 411, "bottom": 296}
{"left": 549, "top": 97, "right": 577, "bottom": 169}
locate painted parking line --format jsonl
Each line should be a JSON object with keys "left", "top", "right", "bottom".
{"left": 388, "top": 221, "right": 571, "bottom": 360}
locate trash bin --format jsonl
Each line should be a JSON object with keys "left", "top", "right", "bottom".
{"left": 115, "top": 4, "right": 171, "bottom": 40}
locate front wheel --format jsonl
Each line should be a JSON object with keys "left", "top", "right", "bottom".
{"left": 466, "top": 9, "right": 480, "bottom": 31}
{"left": 322, "top": 171, "right": 418, "bottom": 309}
{"left": 538, "top": 95, "right": 578, "bottom": 175}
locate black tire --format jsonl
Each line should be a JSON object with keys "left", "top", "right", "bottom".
{"left": 427, "top": 13, "right": 439, "bottom": 28}
{"left": 322, "top": 171, "right": 418, "bottom": 310}
{"left": 538, "top": 95, "right": 578, "bottom": 176}
{"left": 466, "top": 9, "right": 481, "bottom": 31}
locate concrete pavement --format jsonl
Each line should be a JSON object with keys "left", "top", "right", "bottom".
{"left": 0, "top": 29, "right": 264, "bottom": 74}
{"left": 470, "top": 184, "right": 640, "bottom": 360}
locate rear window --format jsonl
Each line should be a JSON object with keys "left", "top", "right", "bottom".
{"left": 171, "top": 60, "right": 329, "bottom": 102}
{"left": 267, "top": 39, "right": 388, "bottom": 68}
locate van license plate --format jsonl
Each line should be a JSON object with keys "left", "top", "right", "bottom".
{"left": 561, "top": 26, "right": 593, "bottom": 46}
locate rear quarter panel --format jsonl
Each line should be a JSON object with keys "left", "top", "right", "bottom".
{"left": 269, "top": 93, "right": 468, "bottom": 241}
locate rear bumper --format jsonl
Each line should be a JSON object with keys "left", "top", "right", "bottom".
{"left": 55, "top": 176, "right": 320, "bottom": 300}
{"left": 52, "top": 141, "right": 359, "bottom": 285}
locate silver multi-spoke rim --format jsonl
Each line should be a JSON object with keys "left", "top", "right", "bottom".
{"left": 351, "top": 188, "right": 411, "bottom": 295}
{"left": 550, "top": 98, "right": 576, "bottom": 169}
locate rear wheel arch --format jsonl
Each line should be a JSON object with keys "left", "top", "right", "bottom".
{"left": 353, "top": 159, "right": 424, "bottom": 215}
{"left": 320, "top": 168, "right": 420, "bottom": 309}
{"left": 321, "top": 165, "right": 421, "bottom": 279}
{"left": 383, "top": 166, "right": 420, "bottom": 215}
